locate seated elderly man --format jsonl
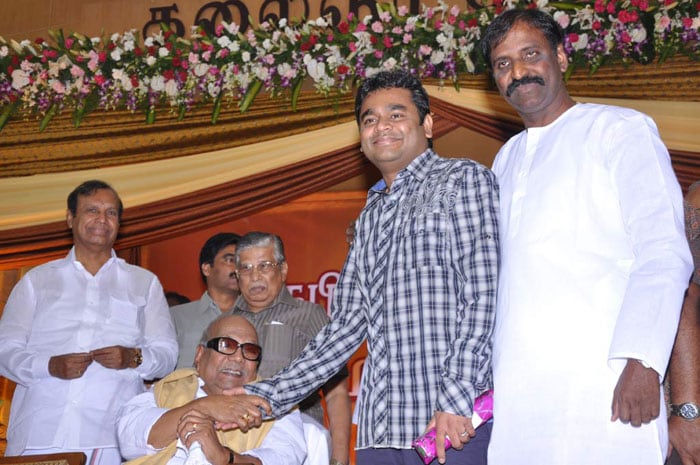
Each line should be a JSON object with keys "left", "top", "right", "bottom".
{"left": 117, "top": 315, "right": 306, "bottom": 465}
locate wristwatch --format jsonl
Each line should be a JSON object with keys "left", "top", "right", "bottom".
{"left": 670, "top": 402, "right": 699, "bottom": 420}
{"left": 132, "top": 348, "right": 143, "bottom": 368}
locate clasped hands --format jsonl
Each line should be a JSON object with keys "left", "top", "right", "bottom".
{"left": 48, "top": 345, "right": 138, "bottom": 379}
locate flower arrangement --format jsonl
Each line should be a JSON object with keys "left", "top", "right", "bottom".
{"left": 0, "top": 0, "right": 698, "bottom": 132}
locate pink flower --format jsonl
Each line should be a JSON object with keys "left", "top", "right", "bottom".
{"left": 94, "top": 74, "right": 106, "bottom": 86}
{"left": 70, "top": 64, "right": 84, "bottom": 78}
{"left": 372, "top": 21, "right": 384, "bottom": 33}
{"left": 374, "top": 50, "right": 383, "bottom": 59}
{"left": 398, "top": 5, "right": 409, "bottom": 16}
{"left": 383, "top": 35, "right": 392, "bottom": 48}
{"left": 65, "top": 38, "right": 74, "bottom": 49}
{"left": 403, "top": 33, "right": 412, "bottom": 44}
{"left": 619, "top": 31, "right": 631, "bottom": 43}
{"left": 349, "top": 42, "right": 357, "bottom": 52}
{"left": 215, "top": 24, "right": 225, "bottom": 36}
{"left": 51, "top": 80, "right": 66, "bottom": 94}
{"left": 355, "top": 22, "right": 367, "bottom": 33}
{"left": 682, "top": 17, "right": 693, "bottom": 27}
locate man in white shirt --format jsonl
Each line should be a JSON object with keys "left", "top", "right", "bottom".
{"left": 0, "top": 180, "right": 178, "bottom": 465}
{"left": 480, "top": 9, "right": 692, "bottom": 465}
{"left": 117, "top": 314, "right": 306, "bottom": 465}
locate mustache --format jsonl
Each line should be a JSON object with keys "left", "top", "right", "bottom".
{"left": 506, "top": 76, "right": 545, "bottom": 97}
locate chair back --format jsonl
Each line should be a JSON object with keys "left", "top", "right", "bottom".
{"left": 0, "top": 452, "right": 87, "bottom": 465}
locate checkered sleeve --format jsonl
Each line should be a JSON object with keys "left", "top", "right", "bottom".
{"left": 437, "top": 162, "right": 500, "bottom": 417}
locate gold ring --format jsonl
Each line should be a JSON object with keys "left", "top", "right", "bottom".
{"left": 460, "top": 430, "right": 468, "bottom": 437}
{"left": 242, "top": 413, "right": 251, "bottom": 422}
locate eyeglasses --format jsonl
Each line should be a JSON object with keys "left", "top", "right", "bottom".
{"left": 204, "top": 337, "right": 262, "bottom": 361}
{"left": 236, "top": 260, "right": 280, "bottom": 276}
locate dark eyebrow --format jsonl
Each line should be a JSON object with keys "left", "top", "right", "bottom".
{"left": 360, "top": 103, "right": 408, "bottom": 121}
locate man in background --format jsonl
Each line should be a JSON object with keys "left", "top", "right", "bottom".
{"left": 0, "top": 179, "right": 177, "bottom": 465}
{"left": 481, "top": 9, "right": 692, "bottom": 464}
{"left": 171, "top": 232, "right": 241, "bottom": 368}
{"left": 666, "top": 181, "right": 700, "bottom": 465}
{"left": 229, "top": 231, "right": 351, "bottom": 465}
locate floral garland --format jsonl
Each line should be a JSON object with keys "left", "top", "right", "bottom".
{"left": 0, "top": 0, "right": 698, "bottom": 132}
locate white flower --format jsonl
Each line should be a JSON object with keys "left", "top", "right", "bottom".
{"left": 279, "top": 18, "right": 287, "bottom": 28}
{"left": 123, "top": 39, "right": 135, "bottom": 52}
{"left": 630, "top": 26, "right": 647, "bottom": 43}
{"left": 228, "top": 41, "right": 240, "bottom": 52}
{"left": 150, "top": 75, "right": 165, "bottom": 91}
{"left": 0, "top": 45, "right": 8, "bottom": 58}
{"left": 242, "top": 51, "right": 251, "bottom": 62}
{"left": 217, "top": 35, "right": 232, "bottom": 48}
{"left": 145, "top": 37, "right": 154, "bottom": 47}
{"left": 306, "top": 59, "right": 326, "bottom": 82}
{"left": 382, "top": 57, "right": 398, "bottom": 70}
{"left": 158, "top": 47, "right": 169, "bottom": 58}
{"left": 430, "top": 50, "right": 445, "bottom": 65}
{"left": 572, "top": 33, "right": 589, "bottom": 51}
{"left": 263, "top": 38, "right": 273, "bottom": 51}
{"left": 110, "top": 32, "right": 120, "bottom": 42}
{"left": 111, "top": 47, "right": 123, "bottom": 61}
{"left": 207, "top": 82, "right": 221, "bottom": 98}
{"left": 164, "top": 79, "right": 179, "bottom": 97}
{"left": 91, "top": 37, "right": 100, "bottom": 46}
{"left": 315, "top": 17, "right": 328, "bottom": 27}
{"left": 146, "top": 55, "right": 157, "bottom": 66}
{"left": 11, "top": 69, "right": 30, "bottom": 90}
{"left": 194, "top": 63, "right": 210, "bottom": 77}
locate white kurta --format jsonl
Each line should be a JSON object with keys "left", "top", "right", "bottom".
{"left": 489, "top": 103, "right": 692, "bottom": 465}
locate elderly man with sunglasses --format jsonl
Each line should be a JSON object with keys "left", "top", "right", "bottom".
{"left": 117, "top": 314, "right": 306, "bottom": 465}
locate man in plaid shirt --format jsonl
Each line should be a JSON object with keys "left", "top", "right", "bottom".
{"left": 242, "top": 70, "right": 499, "bottom": 465}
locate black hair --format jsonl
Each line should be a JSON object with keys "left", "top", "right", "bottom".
{"left": 354, "top": 69, "right": 431, "bottom": 125}
{"left": 480, "top": 9, "right": 565, "bottom": 69}
{"left": 199, "top": 232, "right": 242, "bottom": 281}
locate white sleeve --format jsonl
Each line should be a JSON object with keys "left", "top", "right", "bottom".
{"left": 139, "top": 276, "right": 178, "bottom": 379}
{"left": 117, "top": 389, "right": 169, "bottom": 459}
{"left": 242, "top": 410, "right": 307, "bottom": 465}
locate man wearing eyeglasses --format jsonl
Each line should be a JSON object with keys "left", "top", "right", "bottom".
{"left": 171, "top": 232, "right": 242, "bottom": 369}
{"left": 117, "top": 314, "right": 305, "bottom": 465}
{"left": 227, "top": 231, "right": 351, "bottom": 465}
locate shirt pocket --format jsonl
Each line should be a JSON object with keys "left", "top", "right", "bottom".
{"left": 104, "top": 294, "right": 145, "bottom": 343}
{"left": 397, "top": 212, "right": 448, "bottom": 269}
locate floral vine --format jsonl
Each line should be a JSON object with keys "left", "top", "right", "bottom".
{"left": 0, "top": 0, "right": 698, "bottom": 132}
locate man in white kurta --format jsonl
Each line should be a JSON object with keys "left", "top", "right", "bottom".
{"left": 480, "top": 9, "right": 693, "bottom": 465}
{"left": 0, "top": 180, "right": 178, "bottom": 465}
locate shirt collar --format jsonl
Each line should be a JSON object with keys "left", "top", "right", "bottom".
{"left": 369, "top": 149, "right": 437, "bottom": 194}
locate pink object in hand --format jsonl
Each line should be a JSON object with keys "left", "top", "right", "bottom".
{"left": 411, "top": 389, "right": 494, "bottom": 464}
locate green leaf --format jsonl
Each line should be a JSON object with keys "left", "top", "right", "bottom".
{"left": 146, "top": 106, "right": 156, "bottom": 124}
{"left": 39, "top": 103, "right": 58, "bottom": 132}
{"left": 240, "top": 80, "right": 263, "bottom": 113}
{"left": 211, "top": 94, "right": 222, "bottom": 124}
{"left": 178, "top": 104, "right": 187, "bottom": 121}
{"left": 72, "top": 91, "right": 99, "bottom": 128}
{"left": 0, "top": 100, "right": 20, "bottom": 132}
{"left": 291, "top": 77, "right": 303, "bottom": 112}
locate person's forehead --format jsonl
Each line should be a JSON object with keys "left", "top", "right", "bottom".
{"left": 239, "top": 245, "right": 275, "bottom": 260}
{"left": 215, "top": 244, "right": 237, "bottom": 257}
{"left": 210, "top": 318, "right": 257, "bottom": 343}
{"left": 361, "top": 88, "right": 413, "bottom": 112}
{"left": 78, "top": 189, "right": 118, "bottom": 206}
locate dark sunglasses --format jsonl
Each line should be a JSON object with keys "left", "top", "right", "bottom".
{"left": 204, "top": 337, "right": 262, "bottom": 362}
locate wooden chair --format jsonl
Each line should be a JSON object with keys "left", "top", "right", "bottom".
{"left": 0, "top": 453, "right": 86, "bottom": 465}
